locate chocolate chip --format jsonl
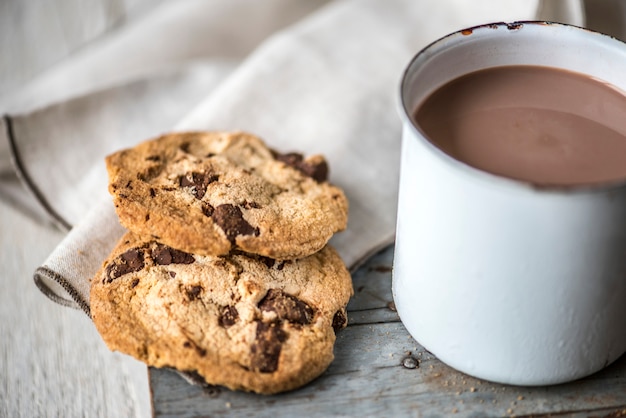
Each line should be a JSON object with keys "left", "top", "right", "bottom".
{"left": 149, "top": 188, "right": 156, "bottom": 197}
{"left": 274, "top": 152, "right": 328, "bottom": 182}
{"left": 104, "top": 248, "right": 145, "bottom": 283}
{"left": 169, "top": 271, "right": 176, "bottom": 278}
{"left": 275, "top": 152, "right": 303, "bottom": 166}
{"left": 179, "top": 171, "right": 218, "bottom": 199}
{"left": 186, "top": 285, "right": 203, "bottom": 301}
{"left": 131, "top": 278, "right": 140, "bottom": 288}
{"left": 151, "top": 244, "right": 195, "bottom": 265}
{"left": 242, "top": 200, "right": 261, "bottom": 209}
{"left": 251, "top": 321, "right": 287, "bottom": 373}
{"left": 297, "top": 159, "right": 328, "bottom": 183}
{"left": 218, "top": 305, "right": 239, "bottom": 328}
{"left": 258, "top": 289, "right": 315, "bottom": 325}
{"left": 179, "top": 173, "right": 195, "bottom": 187}
{"left": 332, "top": 309, "right": 347, "bottom": 333}
{"left": 211, "top": 204, "right": 259, "bottom": 244}
{"left": 201, "top": 202, "right": 214, "bottom": 217}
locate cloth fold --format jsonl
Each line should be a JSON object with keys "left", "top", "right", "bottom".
{"left": 3, "top": 0, "right": 588, "bottom": 314}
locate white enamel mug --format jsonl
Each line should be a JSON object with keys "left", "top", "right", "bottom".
{"left": 393, "top": 21, "right": 626, "bottom": 386}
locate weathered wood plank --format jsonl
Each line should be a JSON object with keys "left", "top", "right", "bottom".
{"left": 150, "top": 244, "right": 626, "bottom": 417}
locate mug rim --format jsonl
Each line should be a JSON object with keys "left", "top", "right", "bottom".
{"left": 398, "top": 20, "right": 626, "bottom": 194}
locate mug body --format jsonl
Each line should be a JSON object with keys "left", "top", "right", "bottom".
{"left": 393, "top": 21, "right": 626, "bottom": 385}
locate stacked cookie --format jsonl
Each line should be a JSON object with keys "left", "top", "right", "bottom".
{"left": 90, "top": 131, "right": 352, "bottom": 394}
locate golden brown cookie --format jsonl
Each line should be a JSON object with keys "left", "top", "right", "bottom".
{"left": 90, "top": 232, "right": 353, "bottom": 394}
{"left": 106, "top": 131, "right": 348, "bottom": 259}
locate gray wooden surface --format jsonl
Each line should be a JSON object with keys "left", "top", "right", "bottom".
{"left": 150, "top": 245, "right": 626, "bottom": 418}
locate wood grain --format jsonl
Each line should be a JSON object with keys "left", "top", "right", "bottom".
{"left": 150, "top": 245, "right": 626, "bottom": 418}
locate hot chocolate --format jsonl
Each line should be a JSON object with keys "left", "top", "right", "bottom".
{"left": 414, "top": 65, "right": 626, "bottom": 186}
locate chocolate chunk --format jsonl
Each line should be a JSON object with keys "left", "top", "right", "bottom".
{"left": 297, "top": 159, "right": 328, "bottom": 183}
{"left": 258, "top": 289, "right": 315, "bottom": 325}
{"left": 201, "top": 202, "right": 214, "bottom": 217}
{"left": 151, "top": 244, "right": 195, "bottom": 265}
{"left": 211, "top": 204, "right": 259, "bottom": 244}
{"left": 332, "top": 309, "right": 347, "bottom": 332}
{"left": 186, "top": 285, "right": 203, "bottom": 301}
{"left": 218, "top": 305, "right": 239, "bottom": 328}
{"left": 275, "top": 152, "right": 328, "bottom": 183}
{"left": 179, "top": 171, "right": 218, "bottom": 199}
{"left": 131, "top": 278, "right": 140, "bottom": 288}
{"left": 251, "top": 321, "right": 287, "bottom": 373}
{"left": 275, "top": 152, "right": 303, "bottom": 167}
{"left": 104, "top": 248, "right": 145, "bottom": 283}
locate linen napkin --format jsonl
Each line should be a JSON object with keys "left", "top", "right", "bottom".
{"left": 2, "top": 0, "right": 586, "bottom": 315}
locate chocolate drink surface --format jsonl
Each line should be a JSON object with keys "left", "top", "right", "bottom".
{"left": 414, "top": 65, "right": 626, "bottom": 186}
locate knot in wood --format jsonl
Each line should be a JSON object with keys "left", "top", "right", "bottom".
{"left": 402, "top": 356, "right": 419, "bottom": 369}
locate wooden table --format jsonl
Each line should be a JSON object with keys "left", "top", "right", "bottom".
{"left": 149, "top": 245, "right": 626, "bottom": 417}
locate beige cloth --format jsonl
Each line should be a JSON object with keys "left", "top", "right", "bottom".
{"left": 0, "top": 0, "right": 586, "bottom": 315}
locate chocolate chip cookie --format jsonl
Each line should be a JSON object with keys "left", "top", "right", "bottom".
{"left": 106, "top": 131, "right": 348, "bottom": 259}
{"left": 90, "top": 232, "right": 353, "bottom": 394}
